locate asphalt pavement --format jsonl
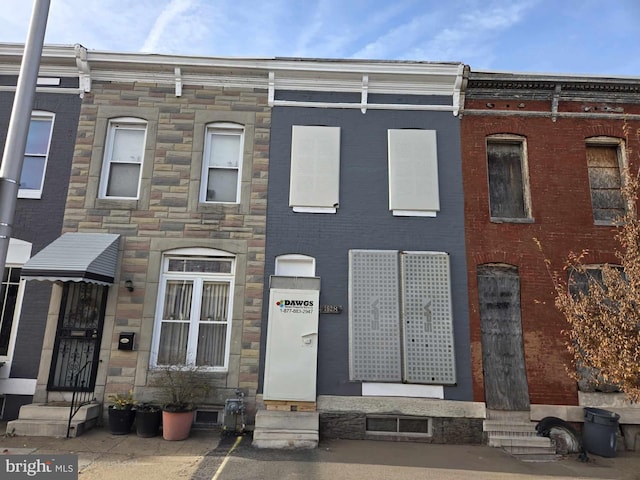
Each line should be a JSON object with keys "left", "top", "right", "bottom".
{"left": 0, "top": 424, "right": 639, "bottom": 480}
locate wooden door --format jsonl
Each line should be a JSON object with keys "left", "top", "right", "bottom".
{"left": 477, "top": 264, "right": 529, "bottom": 410}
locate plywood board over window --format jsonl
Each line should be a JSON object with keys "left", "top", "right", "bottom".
{"left": 486, "top": 139, "right": 530, "bottom": 220}
{"left": 586, "top": 144, "right": 624, "bottom": 223}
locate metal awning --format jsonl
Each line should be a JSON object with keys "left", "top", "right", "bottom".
{"left": 21, "top": 233, "right": 120, "bottom": 286}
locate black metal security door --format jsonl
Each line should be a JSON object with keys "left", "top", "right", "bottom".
{"left": 48, "top": 282, "right": 107, "bottom": 391}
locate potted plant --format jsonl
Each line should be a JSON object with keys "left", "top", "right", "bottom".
{"left": 133, "top": 403, "right": 162, "bottom": 438}
{"left": 107, "top": 390, "right": 136, "bottom": 435}
{"left": 150, "top": 366, "right": 210, "bottom": 441}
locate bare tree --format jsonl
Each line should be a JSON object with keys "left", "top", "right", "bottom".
{"left": 538, "top": 135, "right": 640, "bottom": 402}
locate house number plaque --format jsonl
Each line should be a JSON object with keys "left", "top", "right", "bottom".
{"left": 320, "top": 304, "right": 343, "bottom": 314}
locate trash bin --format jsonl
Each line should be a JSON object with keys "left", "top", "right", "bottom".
{"left": 583, "top": 407, "right": 620, "bottom": 457}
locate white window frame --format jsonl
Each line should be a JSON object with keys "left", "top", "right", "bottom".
{"left": 0, "top": 239, "right": 31, "bottom": 380}
{"left": 200, "top": 122, "right": 244, "bottom": 204}
{"left": 18, "top": 111, "right": 55, "bottom": 199}
{"left": 387, "top": 129, "right": 440, "bottom": 217}
{"left": 150, "top": 248, "right": 235, "bottom": 371}
{"left": 486, "top": 134, "right": 533, "bottom": 222}
{"left": 275, "top": 254, "right": 316, "bottom": 277}
{"left": 99, "top": 117, "right": 147, "bottom": 199}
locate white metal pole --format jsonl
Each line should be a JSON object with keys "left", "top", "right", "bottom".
{"left": 0, "top": 0, "right": 51, "bottom": 270}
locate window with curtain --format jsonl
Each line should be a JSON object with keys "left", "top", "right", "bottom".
{"left": 200, "top": 122, "right": 244, "bottom": 203}
{"left": 152, "top": 254, "right": 234, "bottom": 370}
{"left": 99, "top": 118, "right": 147, "bottom": 199}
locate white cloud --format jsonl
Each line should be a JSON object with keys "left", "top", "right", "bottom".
{"left": 140, "top": 0, "right": 197, "bottom": 53}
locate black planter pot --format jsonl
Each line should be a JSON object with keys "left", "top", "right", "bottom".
{"left": 135, "top": 407, "right": 162, "bottom": 438}
{"left": 108, "top": 406, "right": 135, "bottom": 435}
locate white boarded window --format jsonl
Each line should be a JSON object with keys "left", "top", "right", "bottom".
{"left": 99, "top": 118, "right": 146, "bottom": 199}
{"left": 275, "top": 254, "right": 316, "bottom": 277}
{"left": 349, "top": 250, "right": 456, "bottom": 385}
{"left": 388, "top": 129, "right": 439, "bottom": 217}
{"left": 290, "top": 125, "right": 340, "bottom": 213}
{"left": 200, "top": 122, "right": 244, "bottom": 203}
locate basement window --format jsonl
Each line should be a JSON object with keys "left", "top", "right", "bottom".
{"left": 366, "top": 416, "right": 432, "bottom": 437}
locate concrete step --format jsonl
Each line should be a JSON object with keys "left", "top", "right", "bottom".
{"left": 483, "top": 421, "right": 538, "bottom": 434}
{"left": 255, "top": 410, "right": 319, "bottom": 430}
{"left": 489, "top": 435, "right": 552, "bottom": 448}
{"left": 486, "top": 410, "right": 531, "bottom": 422}
{"left": 511, "top": 453, "right": 560, "bottom": 462}
{"left": 253, "top": 410, "right": 319, "bottom": 449}
{"left": 6, "top": 418, "right": 96, "bottom": 438}
{"left": 18, "top": 403, "right": 100, "bottom": 422}
{"left": 252, "top": 429, "right": 319, "bottom": 449}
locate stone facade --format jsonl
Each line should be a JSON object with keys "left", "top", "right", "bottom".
{"left": 35, "top": 78, "right": 270, "bottom": 418}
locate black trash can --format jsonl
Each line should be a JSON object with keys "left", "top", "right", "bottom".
{"left": 583, "top": 407, "right": 620, "bottom": 457}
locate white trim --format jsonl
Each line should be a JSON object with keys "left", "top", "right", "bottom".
{"left": 174, "top": 67, "right": 182, "bottom": 97}
{"left": 273, "top": 100, "right": 456, "bottom": 112}
{"left": 6, "top": 239, "right": 32, "bottom": 264}
{"left": 0, "top": 378, "right": 37, "bottom": 395}
{"left": 362, "top": 383, "right": 445, "bottom": 399}
{"left": 392, "top": 210, "right": 437, "bottom": 217}
{"left": 0, "top": 86, "right": 82, "bottom": 95}
{"left": 164, "top": 247, "right": 235, "bottom": 257}
{"left": 36, "top": 77, "right": 60, "bottom": 86}
{"left": 292, "top": 207, "right": 337, "bottom": 214}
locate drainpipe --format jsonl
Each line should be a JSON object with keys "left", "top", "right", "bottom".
{"left": 0, "top": 0, "right": 51, "bottom": 271}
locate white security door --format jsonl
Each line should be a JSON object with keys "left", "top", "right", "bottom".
{"left": 263, "top": 288, "right": 319, "bottom": 401}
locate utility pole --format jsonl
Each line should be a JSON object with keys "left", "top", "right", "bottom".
{"left": 0, "top": 0, "right": 51, "bottom": 271}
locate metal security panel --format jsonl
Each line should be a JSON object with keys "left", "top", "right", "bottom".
{"left": 349, "top": 250, "right": 401, "bottom": 382}
{"left": 400, "top": 252, "right": 456, "bottom": 385}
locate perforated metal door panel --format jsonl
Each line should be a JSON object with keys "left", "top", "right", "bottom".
{"left": 400, "top": 252, "right": 456, "bottom": 385}
{"left": 349, "top": 250, "right": 401, "bottom": 381}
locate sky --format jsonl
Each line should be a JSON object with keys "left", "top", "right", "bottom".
{"left": 1, "top": 0, "right": 639, "bottom": 77}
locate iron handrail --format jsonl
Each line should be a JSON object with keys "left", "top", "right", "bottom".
{"left": 66, "top": 360, "right": 94, "bottom": 438}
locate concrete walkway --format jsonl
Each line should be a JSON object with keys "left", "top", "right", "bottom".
{"left": 0, "top": 424, "right": 639, "bottom": 480}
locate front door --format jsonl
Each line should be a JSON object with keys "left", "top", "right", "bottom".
{"left": 477, "top": 264, "right": 529, "bottom": 410}
{"left": 48, "top": 282, "right": 107, "bottom": 391}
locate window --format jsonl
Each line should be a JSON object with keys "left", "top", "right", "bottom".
{"left": 0, "top": 238, "right": 31, "bottom": 364}
{"left": 99, "top": 118, "right": 146, "bottom": 199}
{"left": 200, "top": 123, "right": 244, "bottom": 203}
{"left": 349, "top": 250, "right": 456, "bottom": 385}
{"left": 388, "top": 129, "right": 439, "bottom": 217}
{"left": 151, "top": 249, "right": 235, "bottom": 370}
{"left": 290, "top": 125, "right": 341, "bottom": 213}
{"left": 275, "top": 254, "right": 315, "bottom": 277}
{"left": 19, "top": 111, "right": 54, "bottom": 199}
{"left": 586, "top": 139, "right": 625, "bottom": 223}
{"left": 486, "top": 137, "right": 531, "bottom": 220}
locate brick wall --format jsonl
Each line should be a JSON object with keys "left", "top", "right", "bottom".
{"left": 462, "top": 97, "right": 640, "bottom": 406}
{"left": 61, "top": 81, "right": 270, "bottom": 411}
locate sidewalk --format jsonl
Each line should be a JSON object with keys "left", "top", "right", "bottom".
{"left": 0, "top": 423, "right": 639, "bottom": 480}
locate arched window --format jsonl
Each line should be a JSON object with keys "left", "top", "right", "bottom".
{"left": 275, "top": 254, "right": 315, "bottom": 277}
{"left": 200, "top": 122, "right": 244, "bottom": 203}
{"left": 151, "top": 248, "right": 235, "bottom": 370}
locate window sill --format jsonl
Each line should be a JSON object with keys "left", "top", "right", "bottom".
{"left": 197, "top": 202, "right": 240, "bottom": 214}
{"left": 594, "top": 220, "right": 622, "bottom": 227}
{"left": 490, "top": 217, "right": 535, "bottom": 224}
{"left": 392, "top": 210, "right": 437, "bottom": 217}
{"left": 292, "top": 206, "right": 337, "bottom": 214}
{"left": 17, "top": 190, "right": 42, "bottom": 199}
{"left": 95, "top": 198, "right": 138, "bottom": 209}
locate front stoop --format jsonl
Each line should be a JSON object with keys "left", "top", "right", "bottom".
{"left": 252, "top": 410, "right": 319, "bottom": 449}
{"left": 6, "top": 403, "right": 101, "bottom": 438}
{"left": 484, "top": 410, "right": 558, "bottom": 462}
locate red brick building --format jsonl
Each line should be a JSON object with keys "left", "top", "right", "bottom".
{"left": 461, "top": 72, "right": 640, "bottom": 414}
